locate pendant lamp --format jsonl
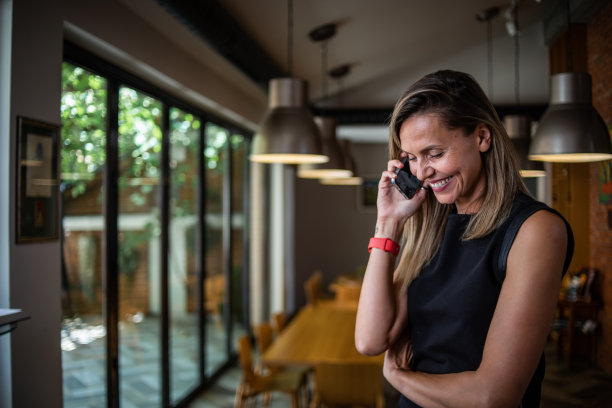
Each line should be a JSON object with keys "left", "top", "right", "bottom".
{"left": 250, "top": 78, "right": 327, "bottom": 164}
{"left": 504, "top": 115, "right": 546, "bottom": 178}
{"left": 320, "top": 139, "right": 363, "bottom": 185}
{"left": 298, "top": 117, "right": 353, "bottom": 179}
{"left": 528, "top": 72, "right": 612, "bottom": 163}
{"left": 529, "top": 0, "right": 611, "bottom": 163}
{"left": 249, "top": 0, "right": 327, "bottom": 164}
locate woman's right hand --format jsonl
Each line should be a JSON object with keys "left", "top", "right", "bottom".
{"left": 376, "top": 157, "right": 427, "bottom": 224}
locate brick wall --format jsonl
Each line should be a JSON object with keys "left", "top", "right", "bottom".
{"left": 587, "top": 1, "right": 612, "bottom": 374}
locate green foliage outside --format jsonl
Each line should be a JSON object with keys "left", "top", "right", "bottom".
{"left": 118, "top": 86, "right": 162, "bottom": 211}
{"left": 60, "top": 63, "right": 107, "bottom": 200}
{"left": 60, "top": 63, "right": 243, "bottom": 281}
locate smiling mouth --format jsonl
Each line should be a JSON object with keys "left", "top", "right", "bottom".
{"left": 429, "top": 176, "right": 453, "bottom": 189}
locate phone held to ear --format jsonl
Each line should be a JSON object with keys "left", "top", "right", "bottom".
{"left": 392, "top": 158, "right": 423, "bottom": 199}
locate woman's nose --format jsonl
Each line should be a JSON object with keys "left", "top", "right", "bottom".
{"left": 414, "top": 162, "right": 433, "bottom": 181}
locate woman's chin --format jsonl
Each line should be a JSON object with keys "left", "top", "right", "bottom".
{"left": 432, "top": 191, "right": 456, "bottom": 205}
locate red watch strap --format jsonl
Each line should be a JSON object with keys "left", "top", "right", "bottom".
{"left": 368, "top": 237, "right": 400, "bottom": 256}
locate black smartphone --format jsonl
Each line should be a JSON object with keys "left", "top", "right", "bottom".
{"left": 392, "top": 158, "right": 423, "bottom": 199}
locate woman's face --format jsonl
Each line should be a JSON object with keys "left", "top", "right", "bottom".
{"left": 399, "top": 113, "right": 491, "bottom": 214}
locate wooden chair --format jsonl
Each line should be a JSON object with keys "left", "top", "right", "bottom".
{"left": 304, "top": 270, "right": 332, "bottom": 306}
{"left": 310, "top": 363, "right": 384, "bottom": 408}
{"left": 272, "top": 311, "right": 287, "bottom": 335}
{"left": 252, "top": 322, "right": 277, "bottom": 405}
{"left": 253, "top": 321, "right": 312, "bottom": 404}
{"left": 205, "top": 274, "right": 225, "bottom": 326}
{"left": 253, "top": 321, "right": 275, "bottom": 372}
{"left": 235, "top": 335, "right": 307, "bottom": 408}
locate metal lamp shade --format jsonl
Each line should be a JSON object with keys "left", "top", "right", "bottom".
{"left": 320, "top": 139, "right": 363, "bottom": 185}
{"left": 529, "top": 72, "right": 612, "bottom": 163}
{"left": 250, "top": 78, "right": 328, "bottom": 164}
{"left": 297, "top": 117, "right": 353, "bottom": 179}
{"left": 504, "top": 115, "right": 546, "bottom": 178}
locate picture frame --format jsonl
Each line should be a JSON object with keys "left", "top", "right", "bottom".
{"left": 357, "top": 174, "right": 379, "bottom": 212}
{"left": 16, "top": 116, "right": 61, "bottom": 243}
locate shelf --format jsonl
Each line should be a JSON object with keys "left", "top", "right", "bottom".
{"left": 0, "top": 309, "right": 30, "bottom": 332}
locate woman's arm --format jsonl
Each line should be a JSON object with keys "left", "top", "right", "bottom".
{"left": 355, "top": 233, "right": 408, "bottom": 356}
{"left": 355, "top": 158, "right": 426, "bottom": 356}
{"left": 383, "top": 210, "right": 568, "bottom": 407}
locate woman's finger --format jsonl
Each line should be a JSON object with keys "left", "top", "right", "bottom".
{"left": 387, "top": 159, "right": 404, "bottom": 173}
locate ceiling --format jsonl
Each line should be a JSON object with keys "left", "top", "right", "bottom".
{"left": 144, "top": 0, "right": 606, "bottom": 140}
{"left": 220, "top": 0, "right": 554, "bottom": 106}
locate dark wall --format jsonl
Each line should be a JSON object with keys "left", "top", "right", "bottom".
{"left": 294, "top": 142, "right": 387, "bottom": 309}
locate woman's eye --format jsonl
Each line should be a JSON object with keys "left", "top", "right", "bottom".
{"left": 429, "top": 152, "right": 443, "bottom": 159}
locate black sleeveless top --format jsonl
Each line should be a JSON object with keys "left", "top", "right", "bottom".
{"left": 398, "top": 193, "right": 574, "bottom": 408}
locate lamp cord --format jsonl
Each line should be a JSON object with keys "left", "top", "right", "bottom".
{"left": 566, "top": 0, "right": 573, "bottom": 72}
{"left": 487, "top": 18, "right": 493, "bottom": 100}
{"left": 321, "top": 40, "right": 328, "bottom": 105}
{"left": 287, "top": 0, "right": 293, "bottom": 76}
{"left": 514, "top": 4, "right": 520, "bottom": 106}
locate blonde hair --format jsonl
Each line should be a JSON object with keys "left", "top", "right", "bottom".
{"left": 389, "top": 70, "right": 528, "bottom": 289}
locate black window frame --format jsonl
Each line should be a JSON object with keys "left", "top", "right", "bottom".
{"left": 61, "top": 40, "right": 252, "bottom": 408}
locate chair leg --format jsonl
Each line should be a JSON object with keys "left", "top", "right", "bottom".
{"left": 300, "top": 384, "right": 307, "bottom": 408}
{"left": 291, "top": 392, "right": 299, "bottom": 408}
{"left": 304, "top": 381, "right": 312, "bottom": 407}
{"left": 234, "top": 384, "right": 244, "bottom": 408}
{"left": 262, "top": 391, "right": 270, "bottom": 406}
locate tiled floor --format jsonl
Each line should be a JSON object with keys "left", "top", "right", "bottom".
{"left": 541, "top": 343, "right": 612, "bottom": 408}
{"left": 61, "top": 315, "right": 245, "bottom": 408}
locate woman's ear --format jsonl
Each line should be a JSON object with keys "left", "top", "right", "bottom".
{"left": 476, "top": 124, "right": 491, "bottom": 153}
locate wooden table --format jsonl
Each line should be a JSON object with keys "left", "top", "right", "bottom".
{"left": 261, "top": 303, "right": 383, "bottom": 367}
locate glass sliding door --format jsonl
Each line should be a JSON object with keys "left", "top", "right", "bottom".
{"left": 60, "top": 62, "right": 108, "bottom": 408}
{"left": 117, "top": 86, "right": 163, "bottom": 407}
{"left": 61, "top": 46, "right": 252, "bottom": 407}
{"left": 204, "top": 123, "right": 229, "bottom": 376}
{"left": 168, "top": 108, "right": 201, "bottom": 403}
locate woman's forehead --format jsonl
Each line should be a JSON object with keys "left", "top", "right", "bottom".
{"left": 399, "top": 115, "right": 445, "bottom": 141}
{"left": 399, "top": 115, "right": 465, "bottom": 152}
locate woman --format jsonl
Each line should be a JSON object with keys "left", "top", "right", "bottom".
{"left": 355, "top": 70, "right": 573, "bottom": 408}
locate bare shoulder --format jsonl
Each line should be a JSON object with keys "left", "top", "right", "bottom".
{"left": 517, "top": 209, "right": 568, "bottom": 247}
{"left": 508, "top": 209, "right": 569, "bottom": 278}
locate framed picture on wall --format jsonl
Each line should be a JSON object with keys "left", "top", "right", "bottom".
{"left": 357, "top": 175, "right": 379, "bottom": 212}
{"left": 16, "top": 116, "right": 61, "bottom": 243}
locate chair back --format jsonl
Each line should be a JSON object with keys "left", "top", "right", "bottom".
{"left": 304, "top": 270, "right": 323, "bottom": 305}
{"left": 205, "top": 274, "right": 224, "bottom": 310}
{"left": 272, "top": 312, "right": 286, "bottom": 334}
{"left": 253, "top": 321, "right": 274, "bottom": 353}
{"left": 313, "top": 363, "right": 384, "bottom": 407}
{"left": 237, "top": 335, "right": 256, "bottom": 383}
